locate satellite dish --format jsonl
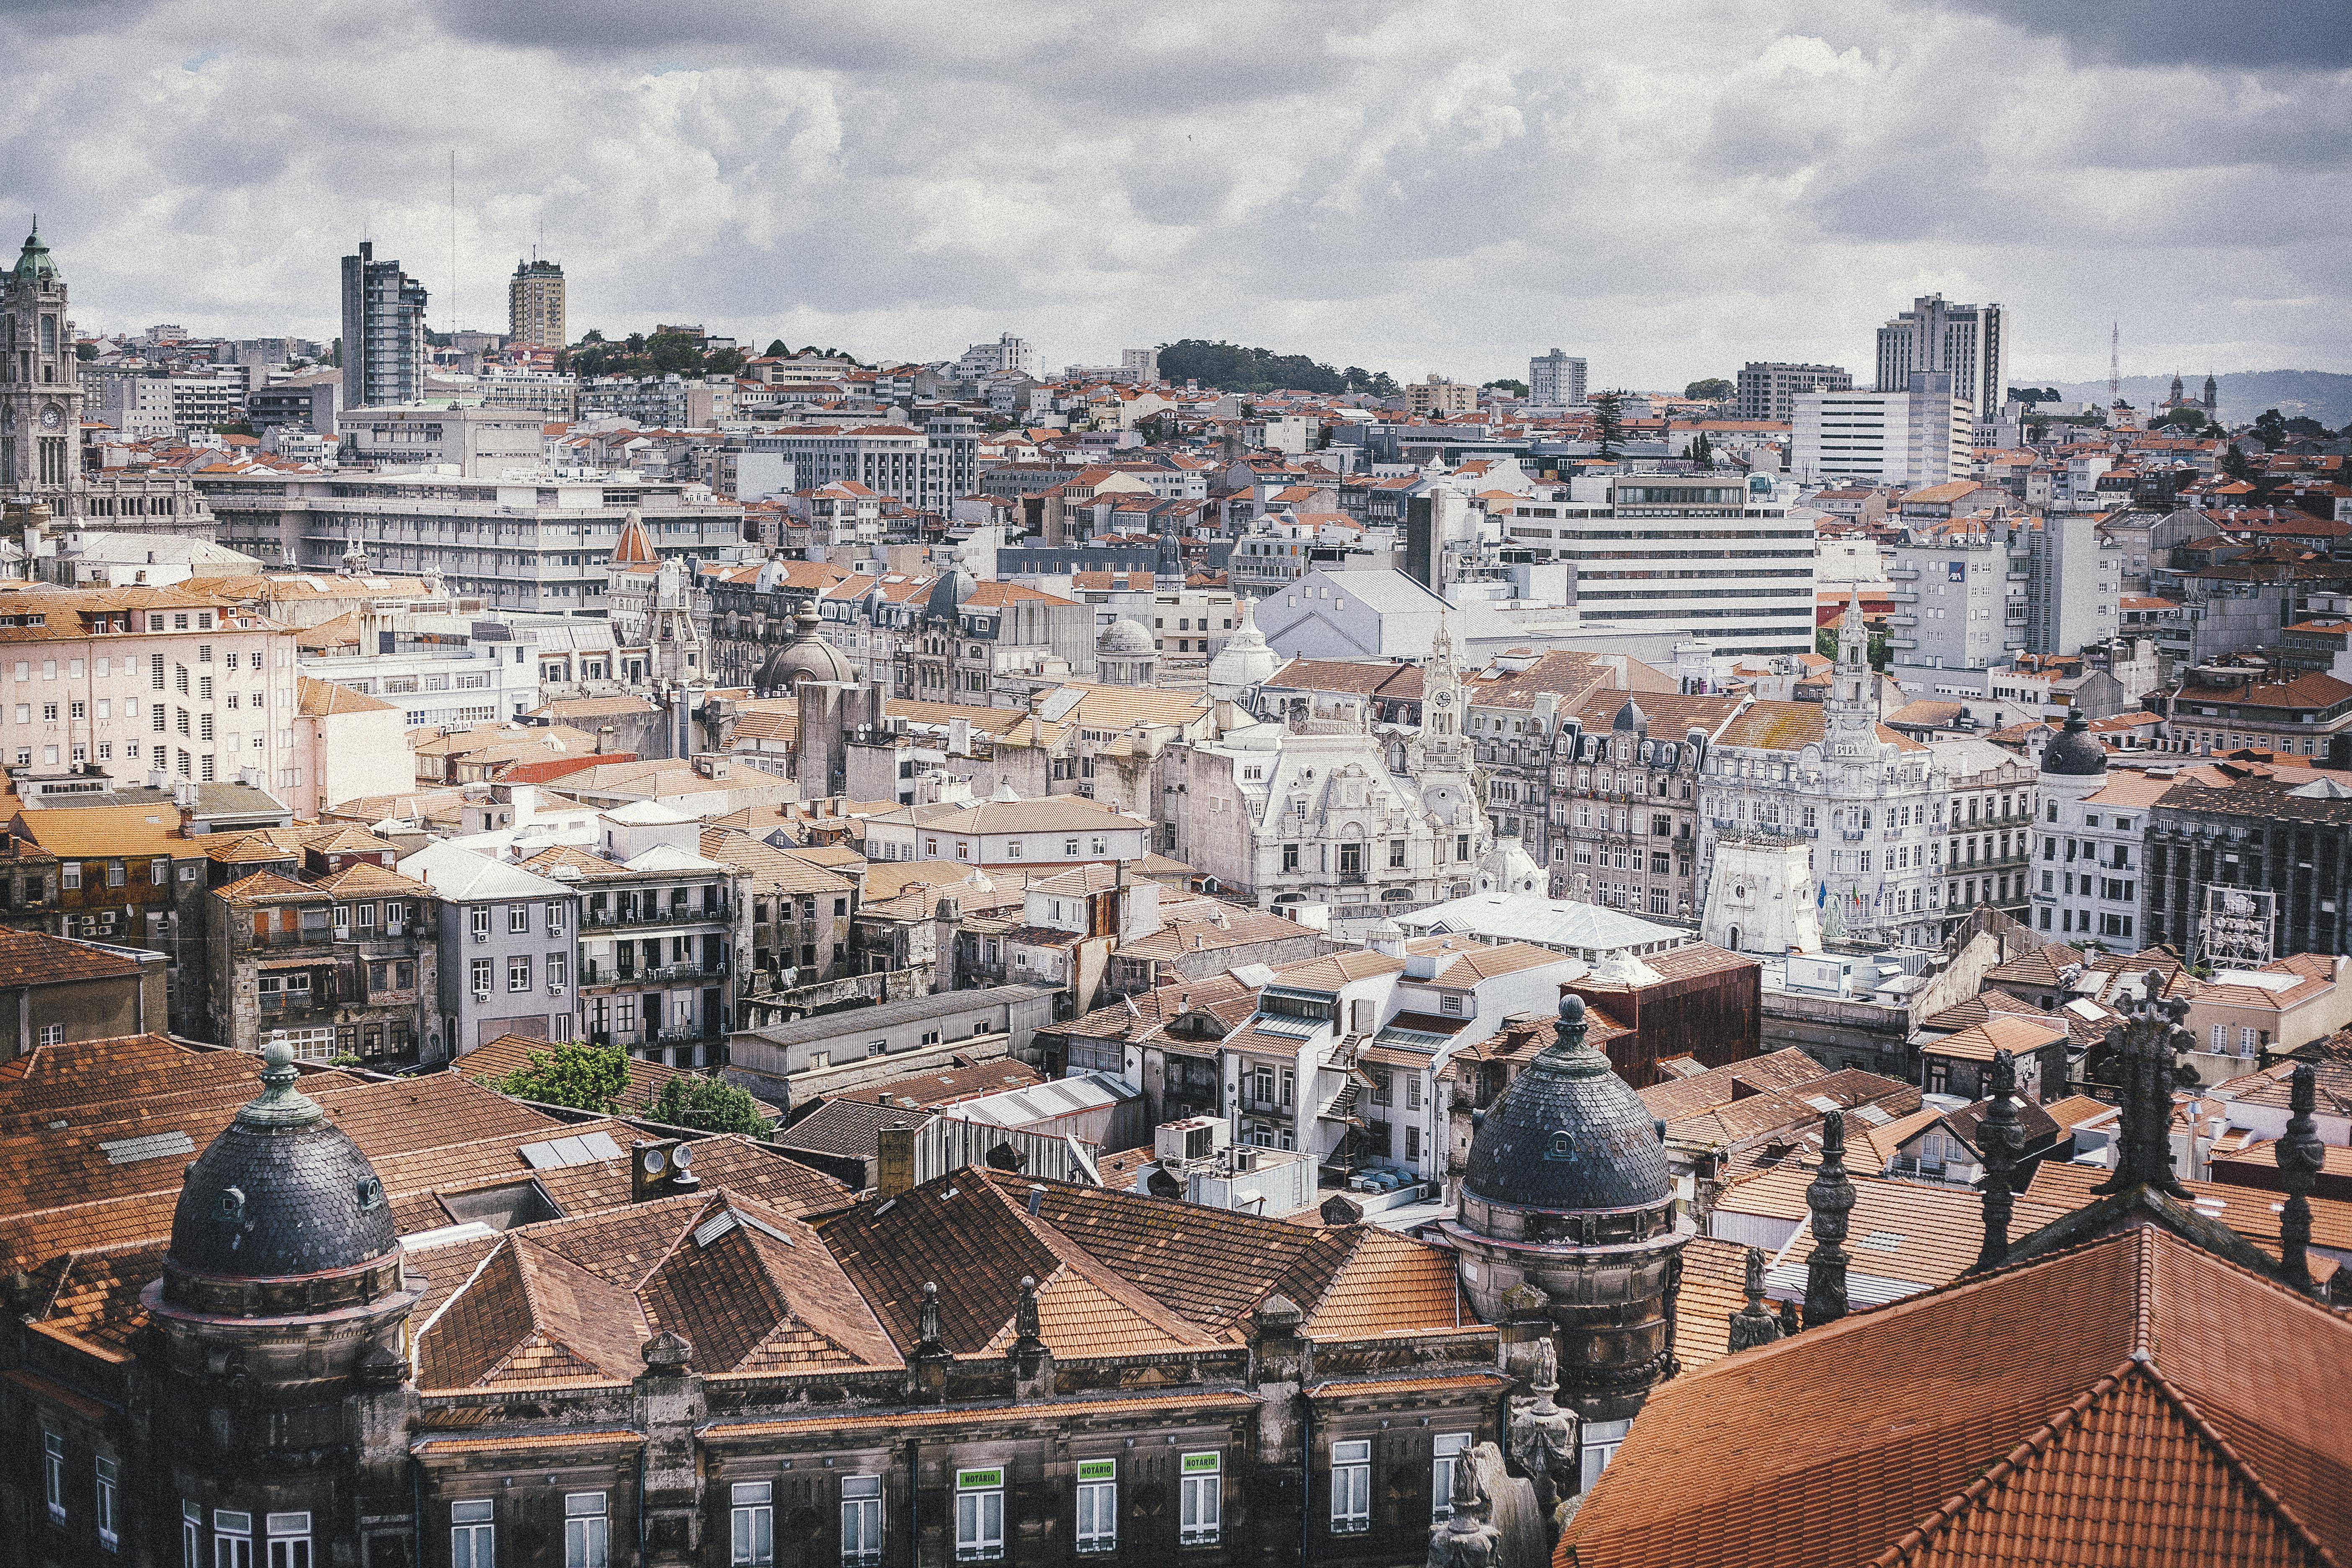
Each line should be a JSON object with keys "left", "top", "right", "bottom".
{"left": 671, "top": 1142, "right": 694, "bottom": 1171}
{"left": 642, "top": 1146, "right": 668, "bottom": 1176}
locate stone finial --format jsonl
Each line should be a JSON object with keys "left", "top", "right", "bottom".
{"left": 1014, "top": 1274, "right": 1043, "bottom": 1345}
{"left": 641, "top": 1329, "right": 693, "bottom": 1372}
{"left": 1727, "top": 1245, "right": 1783, "bottom": 1352}
{"left": 1803, "top": 1109, "right": 1854, "bottom": 1328}
{"left": 2277, "top": 1062, "right": 2326, "bottom": 1295}
{"left": 2094, "top": 975, "right": 2194, "bottom": 1198}
{"left": 918, "top": 1280, "right": 943, "bottom": 1349}
{"left": 237, "top": 1038, "right": 323, "bottom": 1129}
{"left": 1500, "top": 1281, "right": 1552, "bottom": 1323}
{"left": 1974, "top": 1048, "right": 2026, "bottom": 1271}
{"left": 1426, "top": 1444, "right": 1500, "bottom": 1568}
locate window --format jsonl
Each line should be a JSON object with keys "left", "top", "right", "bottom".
{"left": 183, "top": 1501, "right": 202, "bottom": 1568}
{"left": 1580, "top": 1417, "right": 1630, "bottom": 1493}
{"left": 42, "top": 1429, "right": 63, "bottom": 1522}
{"left": 471, "top": 958, "right": 492, "bottom": 998}
{"left": 95, "top": 1455, "right": 119, "bottom": 1550}
{"left": 841, "top": 1475, "right": 881, "bottom": 1566}
{"left": 563, "top": 1493, "right": 607, "bottom": 1568}
{"left": 450, "top": 1501, "right": 494, "bottom": 1568}
{"left": 1331, "top": 1439, "right": 1372, "bottom": 1532}
{"left": 2240, "top": 1025, "right": 2259, "bottom": 1055}
{"left": 1075, "top": 1459, "right": 1117, "bottom": 1554}
{"left": 509, "top": 903, "right": 530, "bottom": 934}
{"left": 1439, "top": 993, "right": 1462, "bottom": 1016}
{"left": 1282, "top": 843, "right": 1300, "bottom": 872}
{"left": 1179, "top": 1452, "right": 1221, "bottom": 1545}
{"left": 37, "top": 1023, "right": 62, "bottom": 1047}
{"left": 470, "top": 906, "right": 491, "bottom": 940}
{"left": 1432, "top": 1432, "right": 1472, "bottom": 1518}
{"left": 215, "top": 1510, "right": 254, "bottom": 1568}
{"left": 549, "top": 954, "right": 568, "bottom": 990}
{"left": 266, "top": 1512, "right": 310, "bottom": 1568}
{"left": 1389, "top": 838, "right": 1406, "bottom": 869}
{"left": 730, "top": 1482, "right": 774, "bottom": 1566}
{"left": 508, "top": 956, "right": 532, "bottom": 992}
{"left": 954, "top": 1467, "right": 1004, "bottom": 1561}
{"left": 2210, "top": 1024, "right": 2227, "bottom": 1054}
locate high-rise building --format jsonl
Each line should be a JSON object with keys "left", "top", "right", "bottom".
{"left": 508, "top": 258, "right": 566, "bottom": 349}
{"left": 1121, "top": 347, "right": 1161, "bottom": 384}
{"left": 1528, "top": 348, "right": 1587, "bottom": 406}
{"left": 1, "top": 221, "right": 84, "bottom": 519}
{"left": 338, "top": 241, "right": 429, "bottom": 410}
{"left": 1734, "top": 361, "right": 1852, "bottom": 422}
{"left": 1873, "top": 294, "right": 2006, "bottom": 421}
{"left": 1790, "top": 373, "right": 1971, "bottom": 489}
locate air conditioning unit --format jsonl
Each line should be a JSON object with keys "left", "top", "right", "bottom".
{"left": 547, "top": 982, "right": 565, "bottom": 995}
{"left": 1154, "top": 1115, "right": 1231, "bottom": 1168}
{"left": 473, "top": 930, "right": 488, "bottom": 942}
{"left": 472, "top": 988, "right": 490, "bottom": 1001}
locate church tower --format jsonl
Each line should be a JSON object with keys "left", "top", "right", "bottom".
{"left": 0, "top": 221, "right": 84, "bottom": 521}
{"left": 2202, "top": 371, "right": 2219, "bottom": 413}
{"left": 1823, "top": 586, "right": 1876, "bottom": 761}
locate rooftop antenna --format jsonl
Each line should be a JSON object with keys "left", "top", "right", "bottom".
{"left": 448, "top": 150, "right": 458, "bottom": 337}
{"left": 2108, "top": 321, "right": 2120, "bottom": 403}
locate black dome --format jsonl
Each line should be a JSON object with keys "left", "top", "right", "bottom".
{"left": 168, "top": 1043, "right": 397, "bottom": 1279}
{"left": 1463, "top": 995, "right": 1671, "bottom": 1212}
{"left": 2040, "top": 706, "right": 2108, "bottom": 777}
{"left": 757, "top": 603, "right": 856, "bottom": 691}
{"left": 1612, "top": 698, "right": 1648, "bottom": 736}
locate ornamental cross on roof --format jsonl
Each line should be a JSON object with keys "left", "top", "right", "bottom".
{"left": 2093, "top": 974, "right": 2195, "bottom": 1199}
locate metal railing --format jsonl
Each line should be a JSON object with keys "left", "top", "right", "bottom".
{"left": 582, "top": 903, "right": 730, "bottom": 930}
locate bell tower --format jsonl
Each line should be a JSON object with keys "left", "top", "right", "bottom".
{"left": 0, "top": 221, "right": 83, "bottom": 521}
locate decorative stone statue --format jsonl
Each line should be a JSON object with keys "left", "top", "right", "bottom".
{"left": 918, "top": 1280, "right": 942, "bottom": 1350}
{"left": 1426, "top": 1441, "right": 1501, "bottom": 1568}
{"left": 2278, "top": 1063, "right": 2326, "bottom": 1295}
{"left": 2094, "top": 976, "right": 2197, "bottom": 1199}
{"left": 1726, "top": 1246, "right": 1782, "bottom": 1351}
{"left": 1973, "top": 1048, "right": 2026, "bottom": 1271}
{"left": 1508, "top": 1337, "right": 1576, "bottom": 1529}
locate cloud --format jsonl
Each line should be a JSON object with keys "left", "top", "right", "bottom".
{"left": 2, "top": 0, "right": 2346, "bottom": 387}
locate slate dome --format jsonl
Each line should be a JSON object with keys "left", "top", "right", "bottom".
{"left": 1462, "top": 994, "right": 1671, "bottom": 1213}
{"left": 757, "top": 602, "right": 856, "bottom": 691}
{"left": 2039, "top": 705, "right": 2108, "bottom": 777}
{"left": 167, "top": 1042, "right": 397, "bottom": 1281}
{"left": 926, "top": 560, "right": 978, "bottom": 621}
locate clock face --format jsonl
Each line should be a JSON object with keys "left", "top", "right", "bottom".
{"left": 39, "top": 405, "right": 62, "bottom": 430}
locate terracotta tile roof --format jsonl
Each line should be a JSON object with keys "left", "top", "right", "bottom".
{"left": 2023, "top": 1160, "right": 2352, "bottom": 1259}
{"left": 1922, "top": 1014, "right": 2072, "bottom": 1063}
{"left": 1664, "top": 1234, "right": 1758, "bottom": 1374}
{"left": 1668, "top": 1069, "right": 1919, "bottom": 1152}
{"left": 818, "top": 1059, "right": 1047, "bottom": 1112}
{"left": 1306, "top": 1372, "right": 1508, "bottom": 1398}
{"left": 413, "top": 1429, "right": 643, "bottom": 1455}
{"left": 1636, "top": 1047, "right": 1828, "bottom": 1123}
{"left": 1267, "top": 949, "right": 1407, "bottom": 992}
{"left": 0, "top": 928, "right": 140, "bottom": 988}
{"left": 1299, "top": 1228, "right": 1469, "bottom": 1340}
{"left": 11, "top": 802, "right": 189, "bottom": 859}
{"left": 1563, "top": 1227, "right": 2352, "bottom": 1568}
{"left": 698, "top": 827, "right": 856, "bottom": 896}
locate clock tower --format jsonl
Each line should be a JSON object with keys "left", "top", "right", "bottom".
{"left": 1, "top": 220, "right": 84, "bottom": 521}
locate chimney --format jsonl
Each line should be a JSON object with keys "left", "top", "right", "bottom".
{"left": 1026, "top": 1183, "right": 1045, "bottom": 1216}
{"left": 1802, "top": 1109, "right": 1854, "bottom": 1328}
{"left": 876, "top": 1124, "right": 917, "bottom": 1197}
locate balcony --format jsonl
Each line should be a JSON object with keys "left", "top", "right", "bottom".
{"left": 584, "top": 959, "right": 727, "bottom": 988}
{"left": 583, "top": 902, "right": 731, "bottom": 931}
{"left": 254, "top": 927, "right": 335, "bottom": 950}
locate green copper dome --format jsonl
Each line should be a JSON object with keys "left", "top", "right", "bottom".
{"left": 13, "top": 219, "right": 60, "bottom": 284}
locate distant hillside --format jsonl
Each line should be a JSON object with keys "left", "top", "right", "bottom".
{"left": 2037, "top": 369, "right": 2352, "bottom": 431}
{"left": 1156, "top": 339, "right": 1397, "bottom": 397}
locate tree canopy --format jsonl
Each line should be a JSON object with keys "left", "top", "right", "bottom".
{"left": 1684, "top": 377, "right": 1733, "bottom": 402}
{"left": 648, "top": 1074, "right": 772, "bottom": 1135}
{"left": 1155, "top": 339, "right": 1395, "bottom": 397}
{"left": 1591, "top": 391, "right": 1626, "bottom": 460}
{"left": 480, "top": 1040, "right": 630, "bottom": 1114}
{"left": 560, "top": 330, "right": 746, "bottom": 380}
{"left": 1483, "top": 378, "right": 1528, "bottom": 397}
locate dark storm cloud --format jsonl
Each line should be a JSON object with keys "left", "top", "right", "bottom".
{"left": 1941, "top": 0, "right": 2352, "bottom": 70}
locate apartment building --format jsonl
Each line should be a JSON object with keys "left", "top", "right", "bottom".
{"left": 1887, "top": 526, "right": 2024, "bottom": 673}
{"left": 1735, "top": 361, "right": 1852, "bottom": 422}
{"left": 1528, "top": 348, "right": 1587, "bottom": 406}
{"left": 205, "top": 856, "right": 436, "bottom": 1064}
{"left": 507, "top": 258, "right": 566, "bottom": 349}
{"left": 1791, "top": 375, "right": 1972, "bottom": 488}
{"left": 1406, "top": 376, "right": 1478, "bottom": 416}
{"left": 397, "top": 841, "right": 579, "bottom": 1057}
{"left": 198, "top": 471, "right": 750, "bottom": 611}
{"left": 338, "top": 241, "right": 429, "bottom": 409}
{"left": 1874, "top": 294, "right": 2007, "bottom": 422}
{"left": 0, "top": 585, "right": 301, "bottom": 792}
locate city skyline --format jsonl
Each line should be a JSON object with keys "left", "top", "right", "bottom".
{"left": 4, "top": 0, "right": 2348, "bottom": 385}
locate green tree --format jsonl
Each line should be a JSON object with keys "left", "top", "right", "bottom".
{"left": 1157, "top": 338, "right": 1393, "bottom": 397}
{"left": 648, "top": 1074, "right": 771, "bottom": 1135}
{"left": 1482, "top": 378, "right": 1529, "bottom": 397}
{"left": 763, "top": 338, "right": 789, "bottom": 358}
{"left": 327, "top": 337, "right": 342, "bottom": 368}
{"left": 2283, "top": 414, "right": 2329, "bottom": 440}
{"left": 480, "top": 1040, "right": 630, "bottom": 1113}
{"left": 1591, "top": 391, "right": 1625, "bottom": 460}
{"left": 212, "top": 420, "right": 257, "bottom": 439}
{"left": 75, "top": 341, "right": 95, "bottom": 362}
{"left": 2252, "top": 408, "right": 2289, "bottom": 448}
{"left": 1684, "top": 377, "right": 1733, "bottom": 402}
{"left": 1689, "top": 431, "right": 1715, "bottom": 470}
{"left": 2221, "top": 442, "right": 2252, "bottom": 481}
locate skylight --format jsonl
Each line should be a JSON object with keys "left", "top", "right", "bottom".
{"left": 518, "top": 1130, "right": 625, "bottom": 1170}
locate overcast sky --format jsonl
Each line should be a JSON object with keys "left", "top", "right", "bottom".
{"left": 8, "top": 0, "right": 2348, "bottom": 389}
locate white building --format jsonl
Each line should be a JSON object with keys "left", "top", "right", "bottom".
{"left": 2029, "top": 708, "right": 2147, "bottom": 944}
{"left": 953, "top": 333, "right": 1037, "bottom": 381}
{"left": 340, "top": 406, "right": 551, "bottom": 479}
{"left": 1527, "top": 348, "right": 1588, "bottom": 406}
{"left": 1792, "top": 376, "right": 1972, "bottom": 488}
{"left": 861, "top": 788, "right": 1154, "bottom": 868}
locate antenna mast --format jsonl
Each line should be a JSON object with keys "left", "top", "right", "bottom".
{"left": 2108, "top": 322, "right": 2119, "bottom": 402}
{"left": 448, "top": 150, "right": 457, "bottom": 337}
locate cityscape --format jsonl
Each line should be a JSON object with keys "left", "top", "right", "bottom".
{"left": 0, "top": 4, "right": 2347, "bottom": 1566}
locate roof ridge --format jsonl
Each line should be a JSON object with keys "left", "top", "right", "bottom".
{"left": 1009, "top": 1202, "right": 1223, "bottom": 1349}
{"left": 1870, "top": 1360, "right": 2132, "bottom": 1567}
{"left": 2135, "top": 1357, "right": 2342, "bottom": 1567}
